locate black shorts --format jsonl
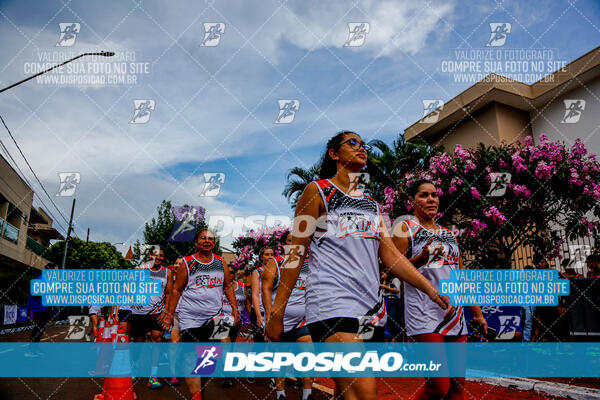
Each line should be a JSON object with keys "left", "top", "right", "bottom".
{"left": 281, "top": 325, "right": 311, "bottom": 342}
{"left": 129, "top": 313, "right": 162, "bottom": 338}
{"left": 181, "top": 320, "right": 219, "bottom": 342}
{"left": 118, "top": 310, "right": 132, "bottom": 322}
{"left": 224, "top": 323, "right": 242, "bottom": 342}
{"left": 307, "top": 317, "right": 385, "bottom": 342}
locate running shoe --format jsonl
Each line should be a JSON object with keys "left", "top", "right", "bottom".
{"left": 269, "top": 378, "right": 277, "bottom": 390}
{"left": 167, "top": 377, "right": 180, "bottom": 386}
{"left": 147, "top": 377, "right": 162, "bottom": 389}
{"left": 221, "top": 377, "right": 233, "bottom": 388}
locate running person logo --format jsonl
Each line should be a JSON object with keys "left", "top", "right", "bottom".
{"left": 169, "top": 205, "right": 205, "bottom": 242}
{"left": 130, "top": 99, "right": 155, "bottom": 124}
{"left": 344, "top": 23, "right": 370, "bottom": 47}
{"left": 561, "top": 99, "right": 586, "bottom": 123}
{"left": 200, "top": 173, "right": 226, "bottom": 197}
{"left": 355, "top": 316, "right": 376, "bottom": 340}
{"left": 486, "top": 172, "right": 511, "bottom": 197}
{"left": 56, "top": 23, "right": 80, "bottom": 46}
{"left": 200, "top": 23, "right": 225, "bottom": 47}
{"left": 275, "top": 100, "right": 300, "bottom": 124}
{"left": 192, "top": 345, "right": 222, "bottom": 375}
{"left": 209, "top": 316, "right": 231, "bottom": 340}
{"left": 420, "top": 100, "right": 444, "bottom": 123}
{"left": 56, "top": 172, "right": 81, "bottom": 197}
{"left": 282, "top": 245, "right": 305, "bottom": 268}
{"left": 486, "top": 23, "right": 511, "bottom": 47}
{"left": 497, "top": 315, "right": 520, "bottom": 340}
{"left": 348, "top": 172, "right": 369, "bottom": 196}
{"left": 65, "top": 315, "right": 90, "bottom": 340}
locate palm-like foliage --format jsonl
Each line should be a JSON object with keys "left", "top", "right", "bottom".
{"left": 366, "top": 134, "right": 441, "bottom": 202}
{"left": 282, "top": 163, "right": 321, "bottom": 209}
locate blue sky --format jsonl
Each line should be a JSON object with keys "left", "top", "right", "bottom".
{"left": 0, "top": 0, "right": 599, "bottom": 249}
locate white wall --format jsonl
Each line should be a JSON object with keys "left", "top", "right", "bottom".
{"left": 531, "top": 78, "right": 600, "bottom": 155}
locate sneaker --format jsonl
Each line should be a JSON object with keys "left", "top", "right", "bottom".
{"left": 147, "top": 377, "right": 162, "bottom": 389}
{"left": 221, "top": 378, "right": 233, "bottom": 388}
{"left": 167, "top": 377, "right": 180, "bottom": 386}
{"left": 269, "top": 378, "right": 277, "bottom": 390}
{"left": 246, "top": 376, "right": 256, "bottom": 384}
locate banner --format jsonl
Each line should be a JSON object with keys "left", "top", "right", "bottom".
{"left": 17, "top": 306, "right": 28, "bottom": 322}
{"left": 3, "top": 305, "right": 17, "bottom": 325}
{"left": 0, "top": 343, "right": 598, "bottom": 377}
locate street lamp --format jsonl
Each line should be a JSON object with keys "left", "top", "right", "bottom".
{"left": 0, "top": 51, "right": 115, "bottom": 93}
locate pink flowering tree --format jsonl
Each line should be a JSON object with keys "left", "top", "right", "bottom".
{"left": 231, "top": 225, "right": 290, "bottom": 271}
{"left": 382, "top": 135, "right": 600, "bottom": 268}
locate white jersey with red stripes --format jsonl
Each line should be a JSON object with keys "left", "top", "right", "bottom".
{"left": 131, "top": 264, "right": 167, "bottom": 315}
{"left": 402, "top": 219, "right": 466, "bottom": 336}
{"left": 283, "top": 258, "right": 310, "bottom": 333}
{"left": 306, "top": 179, "right": 387, "bottom": 327}
{"left": 178, "top": 253, "right": 225, "bottom": 330}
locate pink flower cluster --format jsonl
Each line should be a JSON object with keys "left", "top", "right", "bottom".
{"left": 470, "top": 219, "right": 487, "bottom": 237}
{"left": 534, "top": 160, "right": 554, "bottom": 180}
{"left": 483, "top": 206, "right": 507, "bottom": 225}
{"left": 510, "top": 184, "right": 532, "bottom": 198}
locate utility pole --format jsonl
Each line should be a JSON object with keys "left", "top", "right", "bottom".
{"left": 61, "top": 198, "right": 76, "bottom": 269}
{"left": 86, "top": 227, "right": 90, "bottom": 244}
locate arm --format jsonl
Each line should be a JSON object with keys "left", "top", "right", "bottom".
{"left": 223, "top": 262, "right": 239, "bottom": 325}
{"left": 160, "top": 263, "right": 187, "bottom": 330}
{"left": 266, "top": 182, "right": 321, "bottom": 340}
{"left": 250, "top": 270, "right": 264, "bottom": 327}
{"left": 380, "top": 283, "right": 400, "bottom": 294}
{"left": 380, "top": 215, "right": 449, "bottom": 313}
{"left": 390, "top": 222, "right": 433, "bottom": 268}
{"left": 158, "top": 269, "right": 174, "bottom": 324}
{"left": 261, "top": 259, "right": 278, "bottom": 321}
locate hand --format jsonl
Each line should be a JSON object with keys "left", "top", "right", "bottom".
{"left": 160, "top": 313, "right": 173, "bottom": 331}
{"left": 157, "top": 311, "right": 166, "bottom": 324}
{"left": 265, "top": 314, "right": 283, "bottom": 341}
{"left": 417, "top": 237, "right": 435, "bottom": 264}
{"left": 471, "top": 315, "right": 488, "bottom": 341}
{"left": 257, "top": 314, "right": 265, "bottom": 329}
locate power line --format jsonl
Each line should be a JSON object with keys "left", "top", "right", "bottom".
{"left": 0, "top": 114, "right": 77, "bottom": 239}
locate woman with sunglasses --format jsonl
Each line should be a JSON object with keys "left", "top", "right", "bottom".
{"left": 266, "top": 131, "right": 450, "bottom": 400}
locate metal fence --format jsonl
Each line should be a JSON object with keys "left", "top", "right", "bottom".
{"left": 511, "top": 228, "right": 597, "bottom": 273}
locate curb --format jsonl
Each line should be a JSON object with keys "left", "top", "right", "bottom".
{"left": 468, "top": 376, "right": 600, "bottom": 399}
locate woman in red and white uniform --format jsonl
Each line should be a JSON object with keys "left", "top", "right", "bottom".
{"left": 161, "top": 229, "right": 238, "bottom": 400}
{"left": 392, "top": 179, "right": 487, "bottom": 400}
{"left": 267, "top": 131, "right": 449, "bottom": 400}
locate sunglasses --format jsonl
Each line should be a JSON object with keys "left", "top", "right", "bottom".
{"left": 340, "top": 138, "right": 371, "bottom": 151}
